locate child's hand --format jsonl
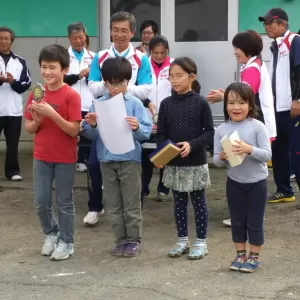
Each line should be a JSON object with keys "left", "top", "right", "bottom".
{"left": 126, "top": 116, "right": 139, "bottom": 131}
{"left": 85, "top": 113, "right": 97, "bottom": 126}
{"left": 177, "top": 141, "right": 191, "bottom": 158}
{"left": 31, "top": 111, "right": 43, "bottom": 124}
{"left": 232, "top": 140, "right": 253, "bottom": 155}
{"left": 219, "top": 151, "right": 228, "bottom": 161}
{"left": 30, "top": 101, "right": 55, "bottom": 118}
{"left": 154, "top": 164, "right": 164, "bottom": 169}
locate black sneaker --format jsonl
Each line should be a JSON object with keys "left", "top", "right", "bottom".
{"left": 267, "top": 192, "right": 295, "bottom": 203}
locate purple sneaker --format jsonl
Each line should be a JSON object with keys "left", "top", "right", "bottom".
{"left": 111, "top": 242, "right": 127, "bottom": 256}
{"left": 123, "top": 242, "right": 140, "bottom": 257}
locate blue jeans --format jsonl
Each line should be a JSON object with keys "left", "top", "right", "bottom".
{"left": 33, "top": 159, "right": 76, "bottom": 243}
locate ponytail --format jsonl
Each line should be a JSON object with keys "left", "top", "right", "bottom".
{"left": 192, "top": 79, "right": 201, "bottom": 94}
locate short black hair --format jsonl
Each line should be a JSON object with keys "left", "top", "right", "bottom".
{"left": 149, "top": 35, "right": 169, "bottom": 52}
{"left": 140, "top": 20, "right": 158, "bottom": 35}
{"left": 232, "top": 30, "right": 263, "bottom": 57}
{"left": 110, "top": 12, "right": 136, "bottom": 33}
{"left": 38, "top": 44, "right": 70, "bottom": 70}
{"left": 101, "top": 57, "right": 132, "bottom": 83}
{"left": 86, "top": 34, "right": 90, "bottom": 47}
{"left": 0, "top": 27, "right": 15, "bottom": 42}
{"left": 67, "top": 22, "right": 86, "bottom": 37}
{"left": 223, "top": 82, "right": 258, "bottom": 121}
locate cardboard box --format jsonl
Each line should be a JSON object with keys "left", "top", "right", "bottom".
{"left": 149, "top": 140, "right": 181, "bottom": 166}
{"left": 221, "top": 130, "right": 246, "bottom": 167}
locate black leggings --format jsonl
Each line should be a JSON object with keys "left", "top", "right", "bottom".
{"left": 172, "top": 189, "right": 208, "bottom": 239}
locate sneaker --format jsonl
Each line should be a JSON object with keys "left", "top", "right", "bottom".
{"left": 188, "top": 240, "right": 208, "bottom": 260}
{"left": 83, "top": 209, "right": 104, "bottom": 225}
{"left": 290, "top": 174, "right": 296, "bottom": 181}
{"left": 123, "top": 242, "right": 140, "bottom": 257}
{"left": 240, "top": 256, "right": 260, "bottom": 273}
{"left": 11, "top": 175, "right": 22, "bottom": 181}
{"left": 76, "top": 163, "right": 87, "bottom": 172}
{"left": 41, "top": 232, "right": 60, "bottom": 256}
{"left": 156, "top": 192, "right": 168, "bottom": 202}
{"left": 111, "top": 242, "right": 127, "bottom": 256}
{"left": 223, "top": 219, "right": 231, "bottom": 226}
{"left": 267, "top": 192, "right": 295, "bottom": 203}
{"left": 143, "top": 193, "right": 150, "bottom": 199}
{"left": 168, "top": 241, "right": 190, "bottom": 258}
{"left": 229, "top": 254, "right": 247, "bottom": 271}
{"left": 50, "top": 240, "right": 74, "bottom": 261}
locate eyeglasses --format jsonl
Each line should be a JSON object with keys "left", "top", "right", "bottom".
{"left": 263, "top": 20, "right": 277, "bottom": 27}
{"left": 142, "top": 31, "right": 154, "bottom": 36}
{"left": 111, "top": 28, "right": 131, "bottom": 36}
{"left": 106, "top": 80, "right": 128, "bottom": 88}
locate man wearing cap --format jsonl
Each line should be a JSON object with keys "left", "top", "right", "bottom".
{"left": 258, "top": 8, "right": 300, "bottom": 203}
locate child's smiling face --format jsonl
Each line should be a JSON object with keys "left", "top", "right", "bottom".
{"left": 226, "top": 91, "right": 250, "bottom": 122}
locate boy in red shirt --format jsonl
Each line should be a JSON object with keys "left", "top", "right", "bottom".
{"left": 24, "top": 44, "right": 82, "bottom": 261}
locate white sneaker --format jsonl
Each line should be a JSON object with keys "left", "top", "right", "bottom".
{"left": 50, "top": 240, "right": 74, "bottom": 261}
{"left": 223, "top": 219, "right": 231, "bottom": 226}
{"left": 11, "top": 175, "right": 22, "bottom": 181}
{"left": 76, "top": 163, "right": 87, "bottom": 172}
{"left": 41, "top": 232, "right": 60, "bottom": 256}
{"left": 83, "top": 209, "right": 104, "bottom": 225}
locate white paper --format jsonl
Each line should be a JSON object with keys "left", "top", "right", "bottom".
{"left": 93, "top": 93, "right": 135, "bottom": 154}
{"left": 221, "top": 130, "right": 246, "bottom": 167}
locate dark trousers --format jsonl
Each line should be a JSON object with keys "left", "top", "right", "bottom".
{"left": 272, "top": 111, "right": 300, "bottom": 195}
{"left": 0, "top": 116, "right": 22, "bottom": 178}
{"left": 87, "top": 140, "right": 103, "bottom": 212}
{"left": 226, "top": 177, "right": 267, "bottom": 246}
{"left": 172, "top": 189, "right": 208, "bottom": 239}
{"left": 141, "top": 148, "right": 169, "bottom": 197}
{"left": 78, "top": 111, "right": 91, "bottom": 164}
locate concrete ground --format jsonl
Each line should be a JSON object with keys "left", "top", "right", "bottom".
{"left": 1, "top": 154, "right": 300, "bottom": 300}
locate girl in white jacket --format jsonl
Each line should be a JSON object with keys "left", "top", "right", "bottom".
{"left": 141, "top": 35, "right": 173, "bottom": 203}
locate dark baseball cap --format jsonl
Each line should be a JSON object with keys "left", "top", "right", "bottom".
{"left": 258, "top": 8, "right": 289, "bottom": 22}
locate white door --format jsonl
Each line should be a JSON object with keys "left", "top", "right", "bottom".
{"left": 160, "top": 0, "right": 239, "bottom": 125}
{"left": 98, "top": 0, "right": 239, "bottom": 124}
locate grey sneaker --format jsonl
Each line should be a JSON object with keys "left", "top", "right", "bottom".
{"left": 50, "top": 240, "right": 74, "bottom": 261}
{"left": 41, "top": 232, "right": 59, "bottom": 256}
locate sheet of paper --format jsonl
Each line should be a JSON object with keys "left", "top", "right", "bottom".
{"left": 93, "top": 93, "right": 135, "bottom": 154}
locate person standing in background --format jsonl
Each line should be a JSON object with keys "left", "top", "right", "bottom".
{"left": 258, "top": 8, "right": 300, "bottom": 203}
{"left": 136, "top": 20, "right": 158, "bottom": 57}
{"left": 64, "top": 22, "right": 95, "bottom": 173}
{"left": 0, "top": 27, "right": 31, "bottom": 181}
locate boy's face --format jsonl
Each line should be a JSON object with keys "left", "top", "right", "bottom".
{"left": 40, "top": 61, "right": 68, "bottom": 87}
{"left": 106, "top": 80, "right": 128, "bottom": 97}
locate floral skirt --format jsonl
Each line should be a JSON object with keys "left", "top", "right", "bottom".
{"left": 163, "top": 164, "right": 211, "bottom": 192}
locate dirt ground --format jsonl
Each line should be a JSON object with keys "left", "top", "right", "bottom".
{"left": 1, "top": 153, "right": 300, "bottom": 300}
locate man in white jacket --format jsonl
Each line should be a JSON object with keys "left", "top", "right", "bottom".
{"left": 0, "top": 27, "right": 31, "bottom": 181}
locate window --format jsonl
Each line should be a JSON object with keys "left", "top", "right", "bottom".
{"left": 175, "top": 0, "right": 228, "bottom": 42}
{"left": 110, "top": 0, "right": 161, "bottom": 42}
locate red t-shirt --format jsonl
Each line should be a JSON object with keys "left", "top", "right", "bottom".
{"left": 24, "top": 84, "right": 82, "bottom": 163}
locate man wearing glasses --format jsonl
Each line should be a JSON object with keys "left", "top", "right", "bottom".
{"left": 136, "top": 20, "right": 158, "bottom": 57}
{"left": 258, "top": 8, "right": 300, "bottom": 203}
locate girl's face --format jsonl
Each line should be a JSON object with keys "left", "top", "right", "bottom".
{"left": 234, "top": 47, "right": 250, "bottom": 64}
{"left": 151, "top": 44, "right": 168, "bottom": 64}
{"left": 226, "top": 90, "right": 250, "bottom": 122}
{"left": 169, "top": 64, "right": 196, "bottom": 94}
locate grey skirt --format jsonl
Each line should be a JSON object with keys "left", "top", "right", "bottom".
{"left": 163, "top": 164, "right": 211, "bottom": 192}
